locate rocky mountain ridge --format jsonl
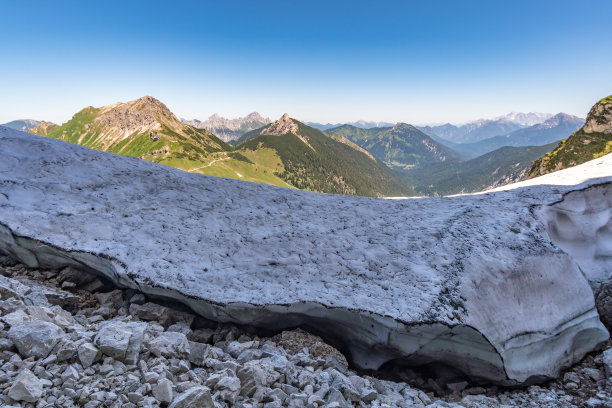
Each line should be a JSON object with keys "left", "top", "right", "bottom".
{"left": 1, "top": 119, "right": 41, "bottom": 132}
{"left": 494, "top": 112, "right": 554, "bottom": 126}
{"left": 182, "top": 112, "right": 271, "bottom": 142}
{"left": 27, "top": 121, "right": 59, "bottom": 137}
{"left": 447, "top": 113, "right": 584, "bottom": 159}
{"left": 327, "top": 123, "right": 460, "bottom": 170}
{"left": 527, "top": 95, "right": 612, "bottom": 178}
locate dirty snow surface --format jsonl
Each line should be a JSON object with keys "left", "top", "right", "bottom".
{"left": 0, "top": 127, "right": 610, "bottom": 384}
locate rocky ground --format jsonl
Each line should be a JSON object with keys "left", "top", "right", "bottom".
{"left": 0, "top": 257, "right": 611, "bottom": 408}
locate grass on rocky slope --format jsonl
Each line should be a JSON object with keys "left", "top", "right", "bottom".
{"left": 326, "top": 124, "right": 460, "bottom": 170}
{"left": 528, "top": 130, "right": 611, "bottom": 177}
{"left": 237, "top": 122, "right": 411, "bottom": 196}
{"left": 402, "top": 143, "right": 557, "bottom": 196}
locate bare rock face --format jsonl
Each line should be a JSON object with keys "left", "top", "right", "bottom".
{"left": 93, "top": 96, "right": 183, "bottom": 140}
{"left": 0, "top": 127, "right": 611, "bottom": 385}
{"left": 9, "top": 321, "right": 66, "bottom": 359}
{"left": 583, "top": 97, "right": 612, "bottom": 134}
{"left": 183, "top": 112, "right": 272, "bottom": 142}
{"left": 260, "top": 114, "right": 314, "bottom": 150}
{"left": 8, "top": 369, "right": 42, "bottom": 403}
{"left": 261, "top": 113, "right": 300, "bottom": 136}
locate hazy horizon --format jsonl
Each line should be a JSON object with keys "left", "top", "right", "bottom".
{"left": 1, "top": 1, "right": 611, "bottom": 125}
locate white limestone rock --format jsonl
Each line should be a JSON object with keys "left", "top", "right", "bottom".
{"left": 8, "top": 369, "right": 43, "bottom": 403}
{"left": 168, "top": 386, "right": 214, "bottom": 408}
{"left": 147, "top": 331, "right": 190, "bottom": 358}
{"left": 78, "top": 342, "right": 101, "bottom": 368}
{"left": 0, "top": 128, "right": 610, "bottom": 384}
{"left": 8, "top": 320, "right": 65, "bottom": 359}
{"left": 93, "top": 320, "right": 146, "bottom": 363}
{"left": 152, "top": 378, "right": 173, "bottom": 404}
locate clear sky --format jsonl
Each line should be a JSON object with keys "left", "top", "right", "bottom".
{"left": 1, "top": 0, "right": 611, "bottom": 125}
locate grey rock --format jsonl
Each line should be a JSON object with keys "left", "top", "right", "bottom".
{"left": 127, "top": 392, "right": 143, "bottom": 404}
{"left": 148, "top": 331, "right": 190, "bottom": 358}
{"left": 81, "top": 278, "right": 105, "bottom": 292}
{"left": 237, "top": 348, "right": 264, "bottom": 363}
{"left": 167, "top": 321, "right": 192, "bottom": 336}
{"left": 168, "top": 386, "right": 214, "bottom": 408}
{"left": 9, "top": 320, "right": 65, "bottom": 359}
{"left": 0, "top": 337, "right": 15, "bottom": 351}
{"left": 583, "top": 367, "right": 604, "bottom": 382}
{"left": 360, "top": 388, "right": 378, "bottom": 403}
{"left": 563, "top": 372, "right": 581, "bottom": 384}
{"left": 226, "top": 340, "right": 255, "bottom": 358}
{"left": 57, "top": 266, "right": 96, "bottom": 286}
{"left": 187, "top": 341, "right": 209, "bottom": 365}
{"left": 603, "top": 348, "right": 612, "bottom": 378}
{"left": 327, "top": 387, "right": 347, "bottom": 406}
{"left": 94, "top": 320, "right": 145, "bottom": 363}
{"left": 94, "top": 321, "right": 131, "bottom": 360}
{"left": 460, "top": 395, "right": 500, "bottom": 408}
{"left": 8, "top": 369, "right": 42, "bottom": 403}
{"left": 78, "top": 342, "right": 100, "bottom": 368}
{"left": 152, "top": 378, "right": 173, "bottom": 404}
{"left": 61, "top": 365, "right": 79, "bottom": 383}
{"left": 189, "top": 328, "right": 214, "bottom": 344}
{"left": 94, "top": 289, "right": 123, "bottom": 308}
{"left": 2, "top": 309, "right": 32, "bottom": 326}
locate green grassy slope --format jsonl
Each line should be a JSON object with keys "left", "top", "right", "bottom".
{"left": 401, "top": 143, "right": 557, "bottom": 196}
{"left": 237, "top": 121, "right": 411, "bottom": 196}
{"left": 527, "top": 95, "right": 612, "bottom": 178}
{"left": 40, "top": 104, "right": 292, "bottom": 188}
{"left": 27, "top": 122, "right": 60, "bottom": 137}
{"left": 527, "top": 130, "right": 611, "bottom": 177}
{"left": 327, "top": 124, "right": 461, "bottom": 170}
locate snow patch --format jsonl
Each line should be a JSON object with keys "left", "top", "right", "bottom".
{"left": 0, "top": 127, "right": 610, "bottom": 384}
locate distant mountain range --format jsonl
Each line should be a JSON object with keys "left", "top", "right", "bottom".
{"left": 307, "top": 120, "right": 395, "bottom": 131}
{"left": 24, "top": 97, "right": 407, "bottom": 197}
{"left": 12, "top": 100, "right": 602, "bottom": 197}
{"left": 326, "top": 123, "right": 459, "bottom": 170}
{"left": 28, "top": 121, "right": 60, "bottom": 137}
{"left": 528, "top": 95, "right": 612, "bottom": 178}
{"left": 419, "top": 119, "right": 526, "bottom": 144}
{"left": 234, "top": 115, "right": 409, "bottom": 196}
{"left": 494, "top": 112, "right": 554, "bottom": 126}
{"left": 181, "top": 112, "right": 271, "bottom": 142}
{"left": 1, "top": 119, "right": 41, "bottom": 131}
{"left": 401, "top": 143, "right": 558, "bottom": 195}
{"left": 445, "top": 113, "right": 583, "bottom": 159}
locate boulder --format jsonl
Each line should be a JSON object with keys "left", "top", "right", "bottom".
{"left": 0, "top": 128, "right": 611, "bottom": 384}
{"left": 148, "top": 331, "right": 190, "bottom": 358}
{"left": 168, "top": 386, "right": 214, "bottom": 408}
{"left": 8, "top": 320, "right": 65, "bottom": 359}
{"left": 8, "top": 369, "right": 42, "bottom": 403}
{"left": 152, "top": 378, "right": 173, "bottom": 404}
{"left": 94, "top": 320, "right": 146, "bottom": 363}
{"left": 596, "top": 281, "right": 612, "bottom": 330}
{"left": 78, "top": 342, "right": 101, "bottom": 368}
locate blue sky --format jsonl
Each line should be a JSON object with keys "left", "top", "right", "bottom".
{"left": 1, "top": 0, "right": 611, "bottom": 124}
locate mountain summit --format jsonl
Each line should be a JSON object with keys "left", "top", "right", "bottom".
{"left": 234, "top": 117, "right": 409, "bottom": 196}
{"left": 32, "top": 96, "right": 231, "bottom": 168}
{"left": 91, "top": 96, "right": 183, "bottom": 142}
{"left": 260, "top": 113, "right": 299, "bottom": 136}
{"left": 527, "top": 95, "right": 612, "bottom": 178}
